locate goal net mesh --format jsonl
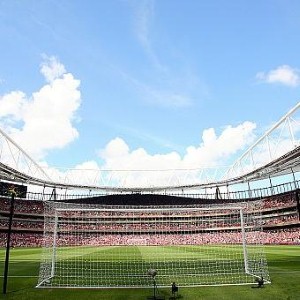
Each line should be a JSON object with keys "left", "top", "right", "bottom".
{"left": 37, "top": 200, "right": 270, "bottom": 288}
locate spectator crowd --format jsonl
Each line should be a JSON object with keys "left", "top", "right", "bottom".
{"left": 0, "top": 192, "right": 299, "bottom": 247}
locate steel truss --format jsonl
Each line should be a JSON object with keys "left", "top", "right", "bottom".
{"left": 1, "top": 102, "right": 300, "bottom": 192}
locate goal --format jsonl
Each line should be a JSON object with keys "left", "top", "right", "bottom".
{"left": 37, "top": 200, "right": 270, "bottom": 288}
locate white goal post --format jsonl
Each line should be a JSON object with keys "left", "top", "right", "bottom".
{"left": 37, "top": 200, "right": 270, "bottom": 288}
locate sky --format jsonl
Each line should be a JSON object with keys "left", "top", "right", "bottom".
{"left": 0, "top": 0, "right": 300, "bottom": 186}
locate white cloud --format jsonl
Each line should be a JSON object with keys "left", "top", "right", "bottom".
{"left": 183, "top": 122, "right": 257, "bottom": 168}
{"left": 256, "top": 65, "right": 300, "bottom": 87}
{"left": 44, "top": 160, "right": 102, "bottom": 187}
{"left": 0, "top": 57, "right": 81, "bottom": 159}
{"left": 94, "top": 122, "right": 256, "bottom": 187}
{"left": 40, "top": 55, "right": 66, "bottom": 83}
{"left": 101, "top": 137, "right": 130, "bottom": 159}
{"left": 101, "top": 137, "right": 182, "bottom": 171}
{"left": 0, "top": 91, "right": 27, "bottom": 121}
{"left": 101, "top": 123, "right": 257, "bottom": 172}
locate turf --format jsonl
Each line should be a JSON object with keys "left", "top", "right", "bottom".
{"left": 44, "top": 244, "right": 259, "bottom": 287}
{"left": 0, "top": 245, "right": 299, "bottom": 300}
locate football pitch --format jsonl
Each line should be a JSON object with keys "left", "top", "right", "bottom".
{"left": 0, "top": 245, "right": 299, "bottom": 300}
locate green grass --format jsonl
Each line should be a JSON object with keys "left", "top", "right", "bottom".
{"left": 0, "top": 245, "right": 299, "bottom": 300}
{"left": 46, "top": 245, "right": 258, "bottom": 287}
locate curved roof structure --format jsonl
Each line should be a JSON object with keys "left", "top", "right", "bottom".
{"left": 1, "top": 102, "right": 300, "bottom": 192}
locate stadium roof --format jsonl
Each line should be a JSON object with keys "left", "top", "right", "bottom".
{"left": 1, "top": 102, "right": 300, "bottom": 192}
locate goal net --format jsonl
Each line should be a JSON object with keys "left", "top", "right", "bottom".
{"left": 37, "top": 200, "right": 270, "bottom": 288}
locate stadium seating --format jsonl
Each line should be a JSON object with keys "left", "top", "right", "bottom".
{"left": 0, "top": 190, "right": 299, "bottom": 247}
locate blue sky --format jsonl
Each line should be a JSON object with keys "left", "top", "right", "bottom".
{"left": 0, "top": 0, "right": 300, "bottom": 181}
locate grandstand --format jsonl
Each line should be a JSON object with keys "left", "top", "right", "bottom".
{"left": 0, "top": 103, "right": 300, "bottom": 292}
{"left": 0, "top": 191, "right": 299, "bottom": 249}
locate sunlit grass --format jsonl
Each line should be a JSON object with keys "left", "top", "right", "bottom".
{"left": 0, "top": 245, "right": 299, "bottom": 299}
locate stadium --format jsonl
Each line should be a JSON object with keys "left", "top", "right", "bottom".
{"left": 0, "top": 103, "right": 300, "bottom": 300}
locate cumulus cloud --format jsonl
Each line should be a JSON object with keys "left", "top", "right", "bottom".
{"left": 101, "top": 137, "right": 182, "bottom": 171}
{"left": 183, "top": 122, "right": 257, "bottom": 168}
{"left": 0, "top": 91, "right": 27, "bottom": 121}
{"left": 101, "top": 122, "right": 256, "bottom": 171}
{"left": 256, "top": 65, "right": 300, "bottom": 87}
{"left": 95, "top": 122, "right": 257, "bottom": 187}
{"left": 0, "top": 56, "right": 81, "bottom": 159}
{"left": 43, "top": 160, "right": 101, "bottom": 187}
